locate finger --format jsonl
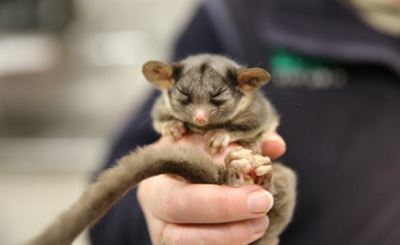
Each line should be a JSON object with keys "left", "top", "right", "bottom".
{"left": 138, "top": 175, "right": 273, "bottom": 224}
{"left": 162, "top": 216, "right": 269, "bottom": 245}
{"left": 261, "top": 132, "right": 286, "bottom": 160}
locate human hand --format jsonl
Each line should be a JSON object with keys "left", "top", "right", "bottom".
{"left": 137, "top": 133, "right": 285, "bottom": 244}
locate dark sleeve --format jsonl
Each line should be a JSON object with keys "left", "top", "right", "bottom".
{"left": 89, "top": 4, "right": 224, "bottom": 245}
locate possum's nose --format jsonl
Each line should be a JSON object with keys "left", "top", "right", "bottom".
{"left": 192, "top": 109, "right": 209, "bottom": 126}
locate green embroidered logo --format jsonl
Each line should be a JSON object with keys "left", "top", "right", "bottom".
{"left": 270, "top": 48, "right": 346, "bottom": 89}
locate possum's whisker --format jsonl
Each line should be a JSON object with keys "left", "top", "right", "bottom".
{"left": 138, "top": 116, "right": 152, "bottom": 128}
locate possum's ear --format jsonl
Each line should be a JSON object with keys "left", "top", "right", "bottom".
{"left": 237, "top": 68, "right": 271, "bottom": 93}
{"left": 143, "top": 61, "right": 173, "bottom": 89}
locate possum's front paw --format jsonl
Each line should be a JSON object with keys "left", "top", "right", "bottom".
{"left": 204, "top": 130, "right": 231, "bottom": 155}
{"left": 224, "top": 147, "right": 272, "bottom": 187}
{"left": 161, "top": 120, "right": 186, "bottom": 140}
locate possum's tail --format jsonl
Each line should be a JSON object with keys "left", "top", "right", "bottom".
{"left": 28, "top": 145, "right": 224, "bottom": 245}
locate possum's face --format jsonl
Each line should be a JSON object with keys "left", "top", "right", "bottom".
{"left": 143, "top": 55, "right": 271, "bottom": 126}
{"left": 168, "top": 65, "right": 243, "bottom": 125}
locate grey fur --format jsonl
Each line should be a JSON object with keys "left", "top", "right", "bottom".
{"left": 152, "top": 54, "right": 279, "bottom": 148}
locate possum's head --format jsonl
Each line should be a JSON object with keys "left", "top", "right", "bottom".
{"left": 143, "top": 54, "right": 270, "bottom": 126}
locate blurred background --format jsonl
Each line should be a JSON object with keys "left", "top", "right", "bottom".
{"left": 0, "top": 1, "right": 200, "bottom": 244}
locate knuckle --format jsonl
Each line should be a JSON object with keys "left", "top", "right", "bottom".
{"left": 216, "top": 191, "right": 233, "bottom": 221}
{"left": 161, "top": 188, "right": 181, "bottom": 222}
{"left": 160, "top": 185, "right": 184, "bottom": 223}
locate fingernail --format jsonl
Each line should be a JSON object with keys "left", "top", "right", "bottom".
{"left": 247, "top": 190, "right": 274, "bottom": 213}
{"left": 250, "top": 216, "right": 269, "bottom": 242}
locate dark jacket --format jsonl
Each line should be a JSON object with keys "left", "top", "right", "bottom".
{"left": 90, "top": 1, "right": 400, "bottom": 244}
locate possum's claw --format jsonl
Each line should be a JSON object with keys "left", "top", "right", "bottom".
{"left": 162, "top": 120, "right": 186, "bottom": 140}
{"left": 204, "top": 130, "right": 231, "bottom": 155}
{"left": 225, "top": 147, "right": 272, "bottom": 187}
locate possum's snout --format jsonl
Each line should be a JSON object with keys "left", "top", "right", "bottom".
{"left": 192, "top": 108, "right": 209, "bottom": 126}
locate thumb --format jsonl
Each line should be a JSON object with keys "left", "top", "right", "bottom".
{"left": 261, "top": 132, "right": 286, "bottom": 160}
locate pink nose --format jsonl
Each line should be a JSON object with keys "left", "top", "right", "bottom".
{"left": 192, "top": 109, "right": 209, "bottom": 125}
{"left": 194, "top": 116, "right": 208, "bottom": 125}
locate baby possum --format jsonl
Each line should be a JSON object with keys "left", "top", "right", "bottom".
{"left": 149, "top": 54, "right": 279, "bottom": 155}
{"left": 147, "top": 54, "right": 280, "bottom": 185}
{"left": 28, "top": 54, "right": 296, "bottom": 245}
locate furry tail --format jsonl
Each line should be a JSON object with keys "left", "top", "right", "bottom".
{"left": 28, "top": 145, "right": 223, "bottom": 245}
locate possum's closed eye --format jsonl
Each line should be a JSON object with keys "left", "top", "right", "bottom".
{"left": 210, "top": 87, "right": 228, "bottom": 106}
{"left": 177, "top": 87, "right": 192, "bottom": 105}
{"left": 210, "top": 98, "right": 225, "bottom": 107}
